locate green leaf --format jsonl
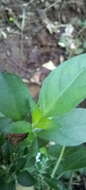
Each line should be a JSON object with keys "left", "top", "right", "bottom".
{"left": 0, "top": 72, "right": 35, "bottom": 120}
{"left": 39, "top": 108, "right": 86, "bottom": 146}
{"left": 0, "top": 118, "right": 11, "bottom": 133}
{"left": 16, "top": 157, "right": 26, "bottom": 171}
{"left": 38, "top": 53, "right": 86, "bottom": 118}
{"left": 0, "top": 180, "right": 16, "bottom": 190}
{"left": 0, "top": 134, "right": 5, "bottom": 145}
{"left": 5, "top": 121, "right": 31, "bottom": 134}
{"left": 45, "top": 177, "right": 60, "bottom": 189}
{"left": 62, "top": 145, "right": 86, "bottom": 171}
{"left": 17, "top": 171, "right": 34, "bottom": 187}
{"left": 47, "top": 144, "right": 86, "bottom": 175}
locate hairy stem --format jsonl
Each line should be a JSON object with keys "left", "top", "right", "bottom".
{"left": 51, "top": 146, "right": 65, "bottom": 178}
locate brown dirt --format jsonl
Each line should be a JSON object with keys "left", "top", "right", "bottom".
{"left": 0, "top": 0, "right": 86, "bottom": 100}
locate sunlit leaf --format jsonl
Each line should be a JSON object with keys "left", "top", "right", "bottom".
{"left": 39, "top": 109, "right": 86, "bottom": 146}
{"left": 38, "top": 54, "right": 86, "bottom": 118}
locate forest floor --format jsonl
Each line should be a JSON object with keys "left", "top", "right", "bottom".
{"left": 0, "top": 0, "right": 86, "bottom": 98}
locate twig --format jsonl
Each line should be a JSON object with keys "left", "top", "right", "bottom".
{"left": 20, "top": 7, "right": 26, "bottom": 63}
{"left": 44, "top": 0, "right": 61, "bottom": 12}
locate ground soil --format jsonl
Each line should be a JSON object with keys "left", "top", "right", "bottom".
{"left": 0, "top": 0, "right": 86, "bottom": 99}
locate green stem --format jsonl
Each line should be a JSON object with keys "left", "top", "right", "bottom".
{"left": 51, "top": 146, "right": 65, "bottom": 178}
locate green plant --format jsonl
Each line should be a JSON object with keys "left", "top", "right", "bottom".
{"left": 1, "top": 54, "right": 86, "bottom": 189}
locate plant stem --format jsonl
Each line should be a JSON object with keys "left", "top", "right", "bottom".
{"left": 51, "top": 146, "right": 65, "bottom": 178}
{"left": 68, "top": 172, "right": 74, "bottom": 190}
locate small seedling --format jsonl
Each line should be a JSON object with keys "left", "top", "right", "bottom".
{"left": 1, "top": 54, "right": 86, "bottom": 189}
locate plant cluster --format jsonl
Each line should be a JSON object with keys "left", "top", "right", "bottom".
{"left": 1, "top": 54, "right": 86, "bottom": 189}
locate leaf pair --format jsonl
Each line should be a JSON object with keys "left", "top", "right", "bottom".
{"left": 35, "top": 53, "right": 86, "bottom": 146}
